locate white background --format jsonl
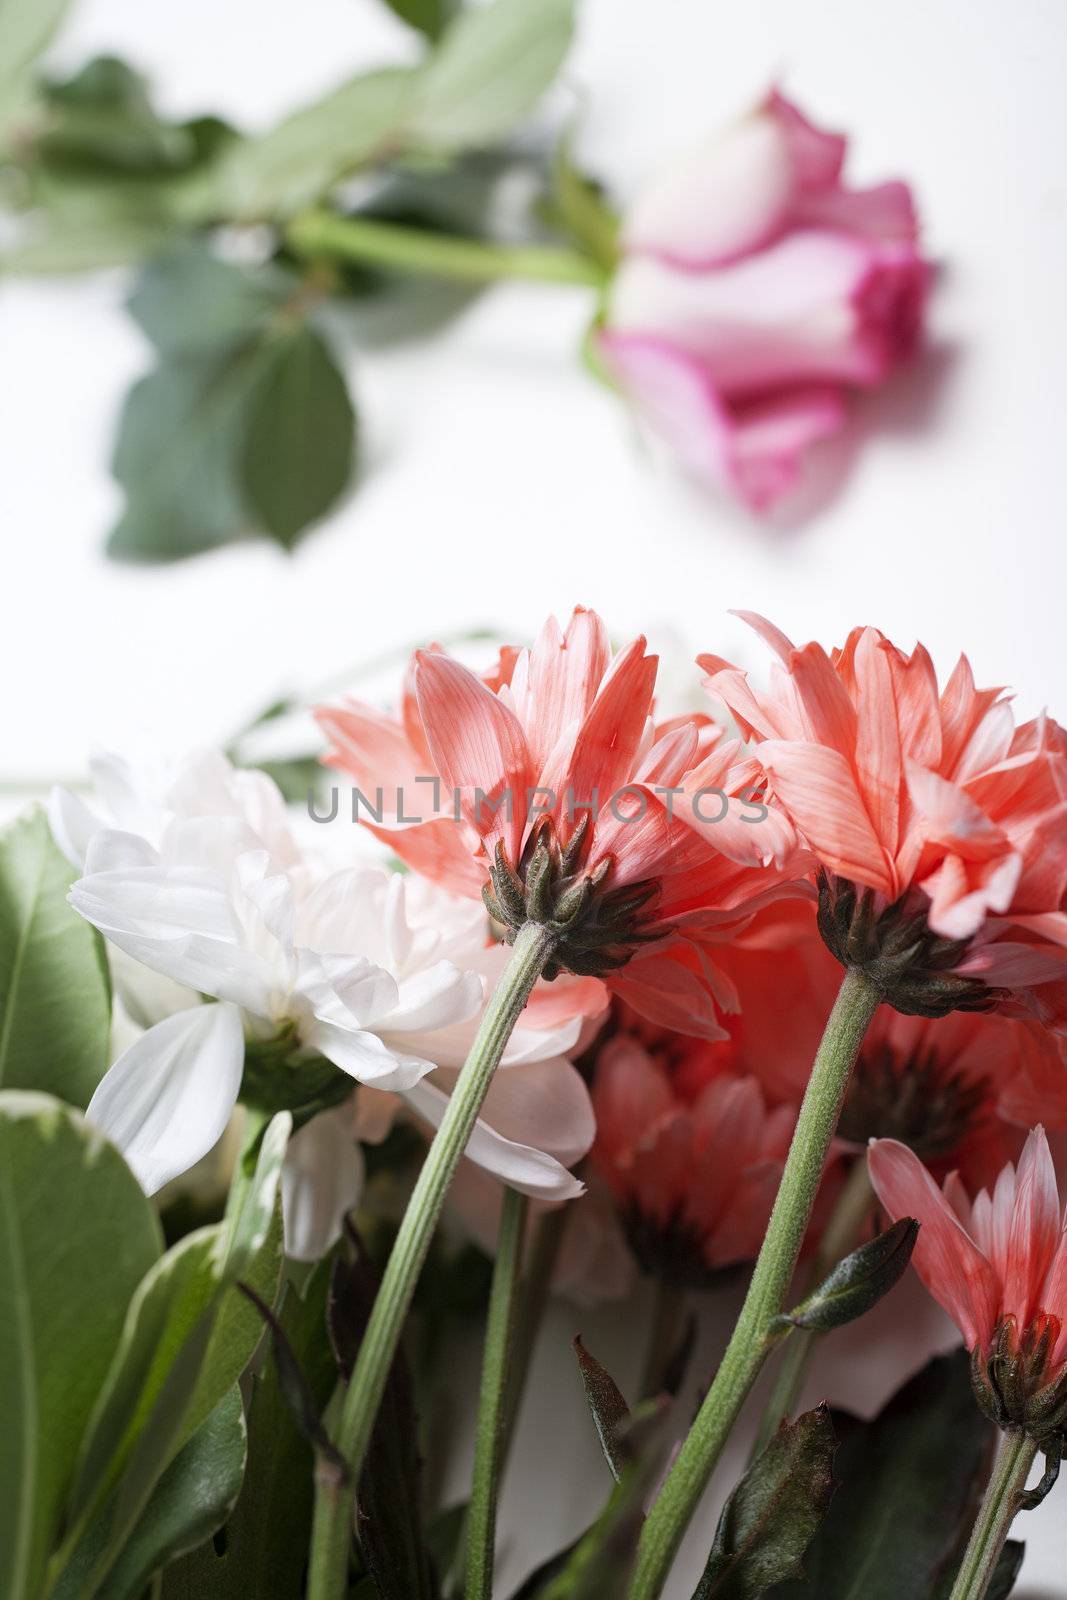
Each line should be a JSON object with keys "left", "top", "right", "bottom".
{"left": 3, "top": 0, "right": 1067, "bottom": 1593}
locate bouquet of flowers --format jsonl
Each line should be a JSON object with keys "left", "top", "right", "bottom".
{"left": 5, "top": 607, "right": 1067, "bottom": 1600}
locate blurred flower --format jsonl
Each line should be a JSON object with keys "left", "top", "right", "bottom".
{"left": 587, "top": 1016, "right": 795, "bottom": 1287}
{"left": 869, "top": 1129, "right": 1067, "bottom": 1442}
{"left": 57, "top": 750, "right": 600, "bottom": 1259}
{"left": 598, "top": 89, "right": 929, "bottom": 510}
{"left": 318, "top": 607, "right": 805, "bottom": 1040}
{"left": 702, "top": 615, "right": 1067, "bottom": 1025}
{"left": 712, "top": 901, "right": 1067, "bottom": 1192}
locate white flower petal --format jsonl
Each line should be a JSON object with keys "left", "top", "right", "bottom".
{"left": 402, "top": 1079, "right": 586, "bottom": 1200}
{"left": 298, "top": 951, "right": 401, "bottom": 1029}
{"left": 477, "top": 1058, "right": 596, "bottom": 1167}
{"left": 48, "top": 787, "right": 105, "bottom": 869}
{"left": 69, "top": 866, "right": 274, "bottom": 1014}
{"left": 86, "top": 1002, "right": 244, "bottom": 1195}
{"left": 306, "top": 1021, "right": 434, "bottom": 1091}
{"left": 382, "top": 961, "right": 483, "bottom": 1033}
{"left": 281, "top": 1108, "right": 365, "bottom": 1261}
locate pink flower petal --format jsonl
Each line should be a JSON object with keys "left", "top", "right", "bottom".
{"left": 868, "top": 1138, "right": 999, "bottom": 1351}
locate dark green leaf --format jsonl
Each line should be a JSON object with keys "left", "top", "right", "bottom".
{"left": 111, "top": 252, "right": 355, "bottom": 559}
{"left": 162, "top": 1262, "right": 337, "bottom": 1600}
{"left": 767, "top": 1351, "right": 998, "bottom": 1599}
{"left": 573, "top": 1335, "right": 630, "bottom": 1483}
{"left": 87, "top": 1388, "right": 247, "bottom": 1600}
{"left": 509, "top": 1543, "right": 580, "bottom": 1598}
{"left": 69, "top": 1190, "right": 283, "bottom": 1533}
{"left": 775, "top": 1219, "right": 919, "bottom": 1334}
{"left": 38, "top": 56, "right": 196, "bottom": 175}
{"left": 328, "top": 1223, "right": 434, "bottom": 1599}
{"left": 239, "top": 1281, "right": 348, "bottom": 1485}
{"left": 407, "top": 0, "right": 575, "bottom": 153}
{"left": 108, "top": 351, "right": 270, "bottom": 560}
{"left": 378, "top": 0, "right": 457, "bottom": 41}
{"left": 52, "top": 1172, "right": 283, "bottom": 1598}
{"left": 694, "top": 1408, "right": 837, "bottom": 1598}
{"left": 0, "top": 807, "right": 111, "bottom": 1106}
{"left": 536, "top": 1401, "right": 669, "bottom": 1600}
{"left": 0, "top": 1092, "right": 162, "bottom": 1600}
{"left": 240, "top": 323, "right": 355, "bottom": 546}
{"left": 986, "top": 1540, "right": 1024, "bottom": 1600}
{"left": 129, "top": 242, "right": 292, "bottom": 354}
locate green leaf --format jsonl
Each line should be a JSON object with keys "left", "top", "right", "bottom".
{"left": 128, "top": 241, "right": 292, "bottom": 354}
{"left": 0, "top": 807, "right": 111, "bottom": 1107}
{"left": 108, "top": 351, "right": 271, "bottom": 560}
{"left": 774, "top": 1219, "right": 919, "bottom": 1334}
{"left": 111, "top": 254, "right": 355, "bottom": 560}
{"left": 210, "top": 67, "right": 416, "bottom": 220}
{"left": 240, "top": 323, "right": 355, "bottom": 547}
{"left": 536, "top": 1402, "right": 669, "bottom": 1600}
{"left": 38, "top": 56, "right": 196, "bottom": 175}
{"left": 51, "top": 1202, "right": 283, "bottom": 1598}
{"left": 0, "top": 1091, "right": 162, "bottom": 1600}
{"left": 550, "top": 131, "right": 619, "bottom": 270}
{"left": 407, "top": 0, "right": 575, "bottom": 153}
{"left": 984, "top": 1541, "right": 1024, "bottom": 1600}
{"left": 86, "top": 1388, "right": 247, "bottom": 1600}
{"left": 161, "top": 1262, "right": 337, "bottom": 1600}
{"left": 328, "top": 1225, "right": 433, "bottom": 1599}
{"left": 0, "top": 0, "right": 71, "bottom": 79}
{"left": 1, "top": 215, "right": 177, "bottom": 273}
{"left": 378, "top": 0, "right": 457, "bottom": 41}
{"left": 219, "top": 1109, "right": 291, "bottom": 1276}
{"left": 767, "top": 1352, "right": 999, "bottom": 1599}
{"left": 694, "top": 1408, "right": 837, "bottom": 1598}
{"left": 573, "top": 1335, "right": 631, "bottom": 1483}
{"left": 69, "top": 1182, "right": 282, "bottom": 1515}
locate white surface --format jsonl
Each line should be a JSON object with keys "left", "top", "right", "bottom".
{"left": 4, "top": 0, "right": 1067, "bottom": 1592}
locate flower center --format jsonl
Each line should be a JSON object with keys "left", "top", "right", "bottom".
{"left": 482, "top": 816, "right": 662, "bottom": 980}
{"left": 816, "top": 871, "right": 1002, "bottom": 1019}
{"left": 971, "top": 1313, "right": 1067, "bottom": 1452}
{"left": 838, "top": 1040, "right": 991, "bottom": 1158}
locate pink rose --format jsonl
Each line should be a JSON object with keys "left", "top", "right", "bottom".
{"left": 599, "top": 90, "right": 930, "bottom": 511}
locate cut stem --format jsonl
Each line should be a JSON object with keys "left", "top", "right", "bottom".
{"left": 286, "top": 209, "right": 606, "bottom": 287}
{"left": 306, "top": 921, "right": 558, "bottom": 1600}
{"left": 948, "top": 1429, "right": 1038, "bottom": 1600}
{"left": 465, "top": 1186, "right": 530, "bottom": 1600}
{"left": 628, "top": 966, "right": 882, "bottom": 1600}
{"left": 750, "top": 1156, "right": 875, "bottom": 1458}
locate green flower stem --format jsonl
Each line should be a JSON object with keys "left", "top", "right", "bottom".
{"left": 750, "top": 1156, "right": 875, "bottom": 1459}
{"left": 628, "top": 967, "right": 882, "bottom": 1600}
{"left": 465, "top": 1185, "right": 530, "bottom": 1600}
{"left": 948, "top": 1429, "right": 1038, "bottom": 1600}
{"left": 306, "top": 921, "right": 558, "bottom": 1600}
{"left": 502, "top": 1201, "right": 570, "bottom": 1451}
{"left": 446, "top": 1202, "right": 571, "bottom": 1599}
{"left": 286, "top": 209, "right": 607, "bottom": 287}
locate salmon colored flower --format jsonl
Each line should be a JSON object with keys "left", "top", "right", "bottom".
{"left": 706, "top": 901, "right": 1067, "bottom": 1190}
{"left": 318, "top": 608, "right": 804, "bottom": 1039}
{"left": 589, "top": 1022, "right": 795, "bottom": 1285}
{"left": 869, "top": 1130, "right": 1067, "bottom": 1443}
{"left": 599, "top": 89, "right": 929, "bottom": 511}
{"left": 701, "top": 615, "right": 1067, "bottom": 1026}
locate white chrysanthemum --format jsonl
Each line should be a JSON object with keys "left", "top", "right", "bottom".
{"left": 57, "top": 750, "right": 601, "bottom": 1259}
